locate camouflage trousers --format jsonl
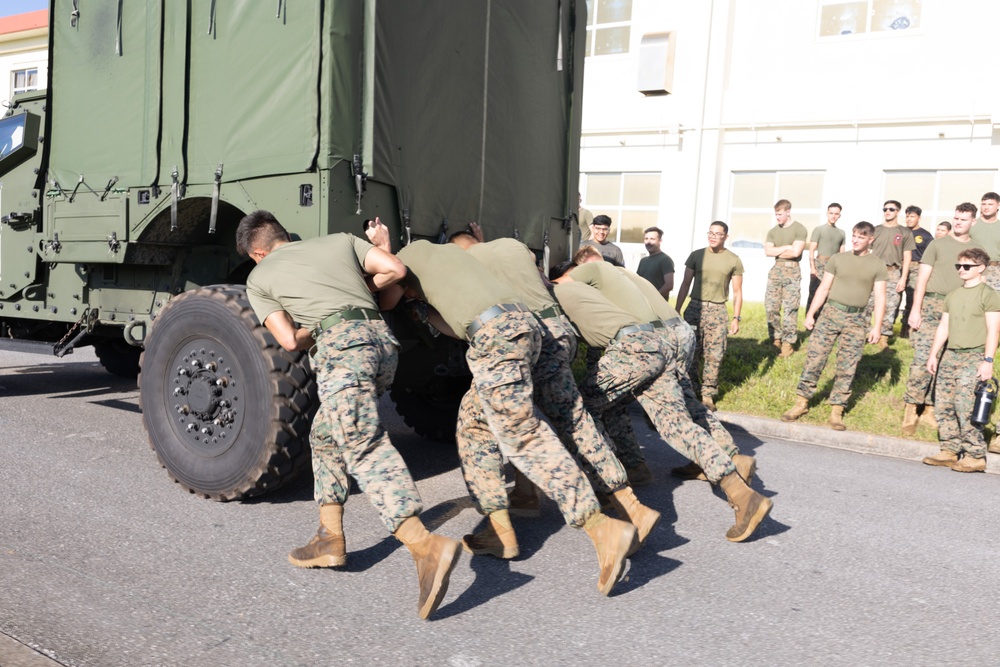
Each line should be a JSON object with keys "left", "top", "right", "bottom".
{"left": 796, "top": 305, "right": 867, "bottom": 406}
{"left": 904, "top": 294, "right": 944, "bottom": 405}
{"left": 984, "top": 264, "right": 1000, "bottom": 292}
{"left": 935, "top": 348, "right": 987, "bottom": 458}
{"left": 311, "top": 320, "right": 421, "bottom": 533}
{"left": 765, "top": 262, "right": 801, "bottom": 344}
{"left": 683, "top": 299, "right": 729, "bottom": 399}
{"left": 865, "top": 265, "right": 902, "bottom": 337}
{"left": 581, "top": 330, "right": 737, "bottom": 483}
{"left": 808, "top": 257, "right": 829, "bottom": 317}
{"left": 456, "top": 311, "right": 600, "bottom": 527}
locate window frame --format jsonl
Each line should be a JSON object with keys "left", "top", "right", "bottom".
{"left": 581, "top": 170, "right": 663, "bottom": 244}
{"left": 816, "top": 0, "right": 924, "bottom": 41}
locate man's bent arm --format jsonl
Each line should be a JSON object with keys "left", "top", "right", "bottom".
{"left": 263, "top": 310, "right": 316, "bottom": 352}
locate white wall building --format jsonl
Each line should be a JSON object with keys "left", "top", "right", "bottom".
{"left": 579, "top": 0, "right": 1000, "bottom": 301}
{"left": 0, "top": 10, "right": 48, "bottom": 109}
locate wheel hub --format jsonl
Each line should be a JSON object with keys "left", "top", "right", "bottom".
{"left": 169, "top": 343, "right": 245, "bottom": 457}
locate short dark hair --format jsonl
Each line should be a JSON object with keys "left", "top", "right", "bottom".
{"left": 883, "top": 200, "right": 902, "bottom": 211}
{"left": 937, "top": 220, "right": 952, "bottom": 232}
{"left": 709, "top": 220, "right": 729, "bottom": 234}
{"left": 982, "top": 192, "right": 1000, "bottom": 204}
{"left": 956, "top": 202, "right": 979, "bottom": 218}
{"left": 958, "top": 247, "right": 991, "bottom": 266}
{"left": 235, "top": 210, "right": 291, "bottom": 257}
{"left": 827, "top": 203, "right": 842, "bottom": 212}
{"left": 905, "top": 205, "right": 922, "bottom": 216}
{"left": 853, "top": 221, "right": 875, "bottom": 236}
{"left": 643, "top": 227, "right": 663, "bottom": 238}
{"left": 592, "top": 215, "right": 612, "bottom": 228}
{"left": 447, "top": 229, "right": 478, "bottom": 244}
{"left": 549, "top": 260, "right": 577, "bottom": 281}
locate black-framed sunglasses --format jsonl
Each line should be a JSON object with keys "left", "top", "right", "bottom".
{"left": 882, "top": 207, "right": 898, "bottom": 212}
{"left": 955, "top": 263, "right": 983, "bottom": 271}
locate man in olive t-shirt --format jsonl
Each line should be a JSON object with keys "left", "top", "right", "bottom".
{"left": 902, "top": 203, "right": 985, "bottom": 436}
{"left": 971, "top": 193, "right": 1000, "bottom": 291}
{"left": 868, "top": 200, "right": 916, "bottom": 347}
{"left": 237, "top": 212, "right": 460, "bottom": 620}
{"left": 781, "top": 222, "right": 887, "bottom": 431}
{"left": 675, "top": 220, "right": 744, "bottom": 410}
{"left": 764, "top": 199, "right": 808, "bottom": 357}
{"left": 807, "top": 204, "right": 845, "bottom": 317}
{"left": 922, "top": 247, "right": 1000, "bottom": 472}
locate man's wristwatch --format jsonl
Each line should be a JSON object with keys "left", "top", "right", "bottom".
{"left": 733, "top": 315, "right": 741, "bottom": 321}
{"left": 984, "top": 356, "right": 994, "bottom": 363}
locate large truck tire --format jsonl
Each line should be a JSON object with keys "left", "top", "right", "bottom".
{"left": 94, "top": 339, "right": 142, "bottom": 379}
{"left": 139, "top": 285, "right": 316, "bottom": 500}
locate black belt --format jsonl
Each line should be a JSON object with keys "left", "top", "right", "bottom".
{"left": 614, "top": 322, "right": 655, "bottom": 341}
{"left": 467, "top": 303, "right": 529, "bottom": 340}
{"left": 535, "top": 305, "right": 564, "bottom": 320}
{"left": 828, "top": 300, "right": 864, "bottom": 314}
{"left": 312, "top": 308, "right": 382, "bottom": 338}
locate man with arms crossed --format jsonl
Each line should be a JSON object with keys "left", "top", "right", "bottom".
{"left": 970, "top": 192, "right": 1000, "bottom": 291}
{"left": 237, "top": 212, "right": 461, "bottom": 620}
{"left": 903, "top": 203, "right": 984, "bottom": 435}
{"left": 764, "top": 199, "right": 808, "bottom": 358}
{"left": 781, "top": 222, "right": 886, "bottom": 431}
{"left": 675, "top": 220, "right": 744, "bottom": 412}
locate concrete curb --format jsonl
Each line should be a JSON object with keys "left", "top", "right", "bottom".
{"left": 717, "top": 411, "right": 1000, "bottom": 475}
{"left": 0, "top": 632, "right": 61, "bottom": 667}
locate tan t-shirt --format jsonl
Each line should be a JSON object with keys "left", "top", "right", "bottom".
{"left": 871, "top": 225, "right": 916, "bottom": 266}
{"left": 944, "top": 282, "right": 1000, "bottom": 349}
{"left": 553, "top": 281, "right": 639, "bottom": 349}
{"left": 765, "top": 221, "right": 808, "bottom": 262}
{"left": 921, "top": 235, "right": 985, "bottom": 296}
{"left": 617, "top": 268, "right": 680, "bottom": 321}
{"left": 684, "top": 248, "right": 744, "bottom": 303}
{"left": 467, "top": 239, "right": 555, "bottom": 312}
{"left": 246, "top": 234, "right": 376, "bottom": 329}
{"left": 824, "top": 251, "right": 889, "bottom": 308}
{"left": 398, "top": 240, "right": 518, "bottom": 341}
{"left": 571, "top": 261, "right": 657, "bottom": 322}
{"left": 811, "top": 224, "right": 846, "bottom": 259}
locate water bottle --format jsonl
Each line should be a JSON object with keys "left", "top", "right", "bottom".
{"left": 971, "top": 378, "right": 998, "bottom": 426}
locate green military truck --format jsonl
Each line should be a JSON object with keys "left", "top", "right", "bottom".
{"left": 0, "top": 0, "right": 585, "bottom": 500}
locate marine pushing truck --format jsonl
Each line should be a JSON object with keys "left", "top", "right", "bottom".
{"left": 0, "top": 0, "right": 586, "bottom": 500}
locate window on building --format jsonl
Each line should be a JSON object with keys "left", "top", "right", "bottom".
{"left": 884, "top": 170, "right": 999, "bottom": 224}
{"left": 729, "top": 171, "right": 826, "bottom": 246}
{"left": 12, "top": 68, "right": 39, "bottom": 95}
{"left": 585, "top": 0, "right": 632, "bottom": 57}
{"left": 582, "top": 171, "right": 661, "bottom": 243}
{"left": 818, "top": 0, "right": 922, "bottom": 38}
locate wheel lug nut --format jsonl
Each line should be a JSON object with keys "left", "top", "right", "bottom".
{"left": 205, "top": 362, "right": 217, "bottom": 372}
{"left": 201, "top": 426, "right": 213, "bottom": 435}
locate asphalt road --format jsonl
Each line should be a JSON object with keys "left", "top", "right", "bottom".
{"left": 1, "top": 349, "right": 999, "bottom": 667}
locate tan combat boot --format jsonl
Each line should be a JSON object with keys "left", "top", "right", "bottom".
{"left": 921, "top": 450, "right": 958, "bottom": 467}
{"left": 582, "top": 513, "right": 638, "bottom": 596}
{"left": 288, "top": 503, "right": 347, "bottom": 568}
{"left": 919, "top": 405, "right": 938, "bottom": 429}
{"left": 878, "top": 335, "right": 890, "bottom": 351}
{"left": 462, "top": 509, "right": 519, "bottom": 559}
{"left": 988, "top": 436, "right": 1000, "bottom": 455}
{"left": 507, "top": 468, "right": 541, "bottom": 517}
{"left": 772, "top": 338, "right": 782, "bottom": 350}
{"left": 394, "top": 516, "right": 462, "bottom": 620}
{"left": 625, "top": 461, "right": 654, "bottom": 487}
{"left": 779, "top": 342, "right": 795, "bottom": 358}
{"left": 829, "top": 405, "right": 847, "bottom": 431}
{"left": 608, "top": 487, "right": 661, "bottom": 555}
{"left": 719, "top": 472, "right": 773, "bottom": 543}
{"left": 702, "top": 395, "right": 717, "bottom": 412}
{"left": 781, "top": 396, "right": 809, "bottom": 422}
{"left": 732, "top": 453, "right": 757, "bottom": 483}
{"left": 951, "top": 455, "right": 986, "bottom": 473}
{"left": 901, "top": 403, "right": 919, "bottom": 436}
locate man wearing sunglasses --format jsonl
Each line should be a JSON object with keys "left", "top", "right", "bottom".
{"left": 903, "top": 203, "right": 984, "bottom": 436}
{"left": 781, "top": 222, "right": 887, "bottom": 431}
{"left": 923, "top": 247, "right": 1000, "bottom": 473}
{"left": 866, "top": 200, "right": 916, "bottom": 350}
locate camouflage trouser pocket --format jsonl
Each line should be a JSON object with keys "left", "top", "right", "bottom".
{"left": 475, "top": 361, "right": 535, "bottom": 436}
{"left": 318, "top": 367, "right": 360, "bottom": 404}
